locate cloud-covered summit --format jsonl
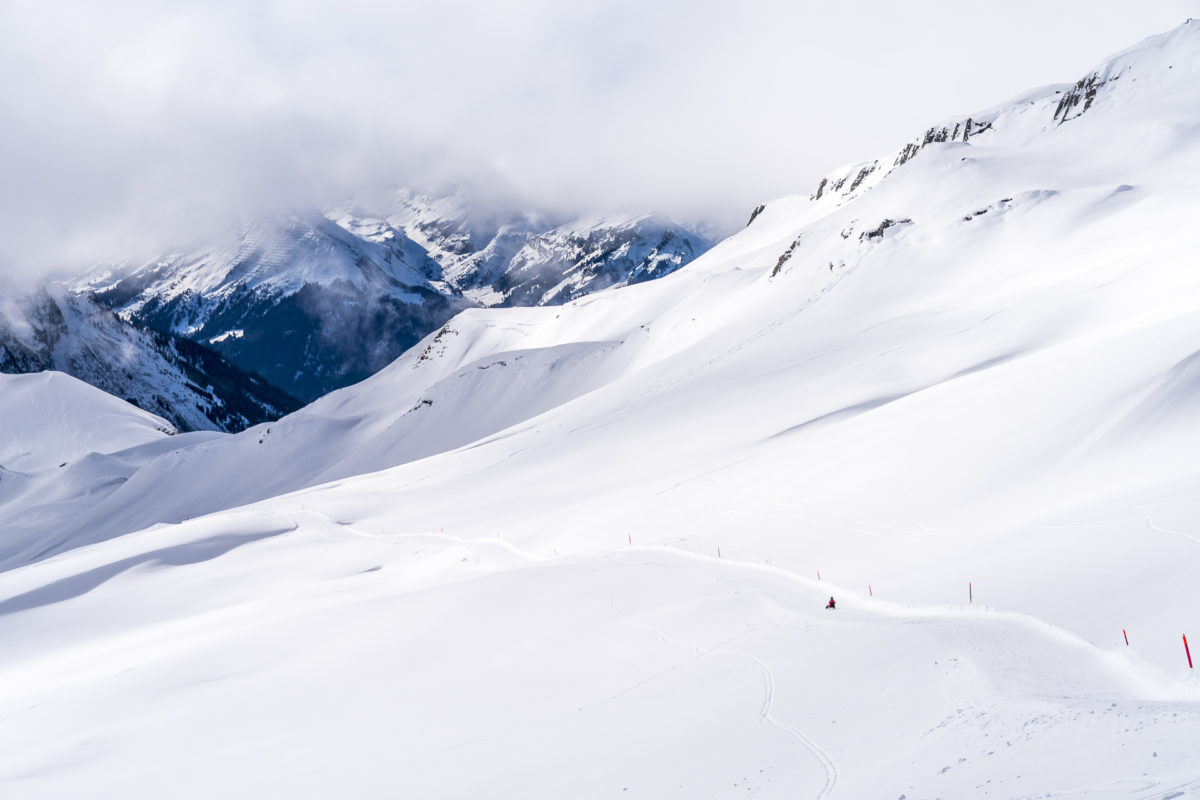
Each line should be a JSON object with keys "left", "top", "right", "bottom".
{"left": 0, "top": 0, "right": 1190, "bottom": 272}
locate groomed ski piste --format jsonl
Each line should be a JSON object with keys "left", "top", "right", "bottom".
{"left": 3, "top": 22, "right": 1200, "bottom": 799}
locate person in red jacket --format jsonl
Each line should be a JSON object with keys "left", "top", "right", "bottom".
{"left": 825, "top": 596, "right": 836, "bottom": 609}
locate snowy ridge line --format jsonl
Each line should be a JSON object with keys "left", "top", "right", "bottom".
{"left": 619, "top": 544, "right": 1195, "bottom": 700}
{"left": 309, "top": 503, "right": 1190, "bottom": 700}
{"left": 278, "top": 503, "right": 1193, "bottom": 699}
{"left": 804, "top": 21, "right": 1200, "bottom": 213}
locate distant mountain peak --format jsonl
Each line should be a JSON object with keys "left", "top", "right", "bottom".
{"left": 70, "top": 192, "right": 713, "bottom": 403}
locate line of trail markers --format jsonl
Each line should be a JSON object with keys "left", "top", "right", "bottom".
{"left": 596, "top": 542, "right": 1195, "bottom": 670}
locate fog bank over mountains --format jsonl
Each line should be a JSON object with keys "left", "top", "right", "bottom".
{"left": 0, "top": 0, "right": 1191, "bottom": 272}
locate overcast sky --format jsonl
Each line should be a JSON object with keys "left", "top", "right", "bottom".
{"left": 1, "top": 0, "right": 1195, "bottom": 271}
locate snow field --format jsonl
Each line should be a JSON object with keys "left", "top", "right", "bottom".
{"left": 0, "top": 503, "right": 1196, "bottom": 799}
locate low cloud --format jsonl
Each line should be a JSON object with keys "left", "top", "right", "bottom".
{"left": 0, "top": 0, "right": 1192, "bottom": 273}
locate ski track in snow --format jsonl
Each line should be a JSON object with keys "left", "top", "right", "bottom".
{"left": 324, "top": 511, "right": 849, "bottom": 793}
{"left": 608, "top": 594, "right": 840, "bottom": 799}
{"left": 326, "top": 511, "right": 847, "bottom": 794}
{"left": 733, "top": 649, "right": 840, "bottom": 799}
{"left": 1142, "top": 515, "right": 1200, "bottom": 548}
{"left": 322, "top": 511, "right": 1185, "bottom": 799}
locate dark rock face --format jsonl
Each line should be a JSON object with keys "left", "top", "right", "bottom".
{"left": 1053, "top": 72, "right": 1116, "bottom": 124}
{"left": 194, "top": 283, "right": 462, "bottom": 403}
{"left": 0, "top": 286, "right": 300, "bottom": 432}
{"left": 88, "top": 212, "right": 472, "bottom": 403}
{"left": 140, "top": 331, "right": 302, "bottom": 432}
{"left": 860, "top": 218, "right": 913, "bottom": 242}
{"left": 770, "top": 236, "right": 803, "bottom": 278}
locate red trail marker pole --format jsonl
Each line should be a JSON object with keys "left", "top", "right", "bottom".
{"left": 817, "top": 570, "right": 821, "bottom": 581}
{"left": 1185, "top": 634, "right": 1194, "bottom": 669}
{"left": 869, "top": 585, "right": 873, "bottom": 597}
{"left": 969, "top": 582, "right": 973, "bottom": 604}
{"left": 1123, "top": 629, "right": 1129, "bottom": 646}
{"left": 717, "top": 546, "right": 722, "bottom": 558}
{"left": 628, "top": 533, "right": 632, "bottom": 545}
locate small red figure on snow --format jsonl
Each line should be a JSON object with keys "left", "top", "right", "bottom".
{"left": 825, "top": 596, "right": 836, "bottom": 610}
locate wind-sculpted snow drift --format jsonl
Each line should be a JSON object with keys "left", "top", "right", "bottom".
{"left": 4, "top": 21, "right": 1200, "bottom": 799}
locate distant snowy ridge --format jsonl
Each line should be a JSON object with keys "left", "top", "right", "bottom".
{"left": 79, "top": 199, "right": 710, "bottom": 402}
{"left": 491, "top": 212, "right": 713, "bottom": 306}
{"left": 348, "top": 191, "right": 714, "bottom": 307}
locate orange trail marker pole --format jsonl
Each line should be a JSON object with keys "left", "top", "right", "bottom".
{"left": 869, "top": 585, "right": 873, "bottom": 597}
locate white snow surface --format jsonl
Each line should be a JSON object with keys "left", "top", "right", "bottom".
{"left": 0, "top": 372, "right": 173, "bottom": 471}
{"left": 5, "top": 22, "right": 1200, "bottom": 798}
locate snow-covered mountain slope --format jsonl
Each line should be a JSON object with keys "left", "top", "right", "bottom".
{"left": 79, "top": 212, "right": 471, "bottom": 402}
{"left": 0, "top": 372, "right": 173, "bottom": 471}
{"left": 6, "top": 20, "right": 1200, "bottom": 798}
{"left": 0, "top": 283, "right": 299, "bottom": 432}
{"left": 0, "top": 372, "right": 225, "bottom": 565}
{"left": 801, "top": 17, "right": 1200, "bottom": 212}
{"left": 0, "top": 332, "right": 627, "bottom": 565}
